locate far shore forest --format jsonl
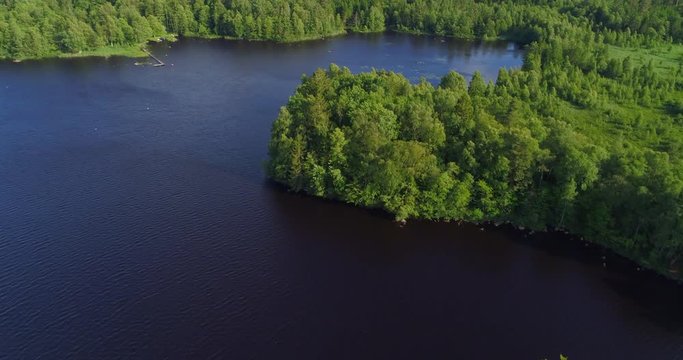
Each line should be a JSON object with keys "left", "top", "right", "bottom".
{"left": 2, "top": 0, "right": 683, "bottom": 280}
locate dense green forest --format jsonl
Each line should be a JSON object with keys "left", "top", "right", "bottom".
{"left": 2, "top": 0, "right": 683, "bottom": 59}
{"left": 262, "top": 1, "right": 683, "bottom": 279}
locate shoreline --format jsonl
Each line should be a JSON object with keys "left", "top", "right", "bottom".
{"left": 270, "top": 180, "right": 683, "bottom": 284}
{"left": 2, "top": 30, "right": 516, "bottom": 62}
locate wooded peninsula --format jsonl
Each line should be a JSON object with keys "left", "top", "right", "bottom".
{"left": 261, "top": 1, "right": 681, "bottom": 280}
{"left": 3, "top": 0, "right": 683, "bottom": 280}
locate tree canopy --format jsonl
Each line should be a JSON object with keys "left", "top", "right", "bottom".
{"left": 2, "top": 0, "right": 683, "bottom": 59}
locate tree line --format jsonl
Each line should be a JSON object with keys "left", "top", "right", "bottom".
{"left": 2, "top": 0, "right": 683, "bottom": 59}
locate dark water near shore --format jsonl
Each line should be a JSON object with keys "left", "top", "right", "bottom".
{"left": 1, "top": 33, "right": 682, "bottom": 359}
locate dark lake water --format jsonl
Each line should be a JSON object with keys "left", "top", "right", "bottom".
{"left": 1, "top": 33, "right": 682, "bottom": 359}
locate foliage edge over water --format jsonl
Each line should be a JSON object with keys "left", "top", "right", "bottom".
{"left": 268, "top": 61, "right": 683, "bottom": 280}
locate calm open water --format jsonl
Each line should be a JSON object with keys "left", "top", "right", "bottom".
{"left": 1, "top": 33, "right": 682, "bottom": 359}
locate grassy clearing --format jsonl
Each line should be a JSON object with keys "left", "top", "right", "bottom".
{"left": 608, "top": 44, "right": 683, "bottom": 74}
{"left": 10, "top": 35, "right": 178, "bottom": 61}
{"left": 559, "top": 98, "right": 683, "bottom": 163}
{"left": 56, "top": 45, "right": 147, "bottom": 59}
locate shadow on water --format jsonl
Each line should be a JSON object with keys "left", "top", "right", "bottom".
{"left": 512, "top": 227, "right": 683, "bottom": 334}
{"left": 265, "top": 180, "right": 683, "bottom": 336}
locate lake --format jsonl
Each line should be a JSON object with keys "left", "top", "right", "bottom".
{"left": 1, "top": 33, "right": 682, "bottom": 359}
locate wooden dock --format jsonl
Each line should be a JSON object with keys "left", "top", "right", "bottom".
{"left": 143, "top": 49, "right": 165, "bottom": 67}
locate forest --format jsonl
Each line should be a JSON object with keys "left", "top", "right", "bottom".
{"left": 262, "top": 1, "right": 683, "bottom": 279}
{"left": 1, "top": 0, "right": 683, "bottom": 59}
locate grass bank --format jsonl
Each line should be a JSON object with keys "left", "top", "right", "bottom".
{"left": 7, "top": 35, "right": 178, "bottom": 62}
{"left": 608, "top": 44, "right": 683, "bottom": 74}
